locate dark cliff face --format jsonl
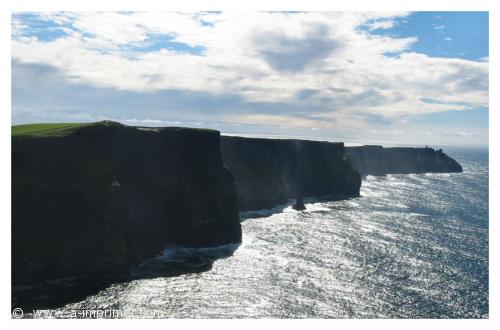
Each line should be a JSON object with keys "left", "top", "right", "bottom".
{"left": 220, "top": 136, "right": 361, "bottom": 211}
{"left": 12, "top": 122, "right": 241, "bottom": 286}
{"left": 345, "top": 145, "right": 463, "bottom": 176}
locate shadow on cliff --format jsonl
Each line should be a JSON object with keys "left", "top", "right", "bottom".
{"left": 12, "top": 243, "right": 240, "bottom": 313}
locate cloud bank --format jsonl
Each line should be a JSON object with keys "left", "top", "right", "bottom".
{"left": 11, "top": 11, "right": 488, "bottom": 145}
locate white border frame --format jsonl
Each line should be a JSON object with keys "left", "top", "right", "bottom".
{"left": 1, "top": 1, "right": 497, "bottom": 329}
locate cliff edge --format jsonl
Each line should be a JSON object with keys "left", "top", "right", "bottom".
{"left": 345, "top": 145, "right": 463, "bottom": 176}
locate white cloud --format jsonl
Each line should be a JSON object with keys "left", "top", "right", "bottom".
{"left": 367, "top": 19, "right": 395, "bottom": 30}
{"left": 11, "top": 11, "right": 488, "bottom": 135}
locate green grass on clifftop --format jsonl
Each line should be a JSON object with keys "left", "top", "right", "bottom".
{"left": 12, "top": 120, "right": 219, "bottom": 138}
{"left": 12, "top": 121, "right": 127, "bottom": 137}
{"left": 11, "top": 123, "right": 92, "bottom": 137}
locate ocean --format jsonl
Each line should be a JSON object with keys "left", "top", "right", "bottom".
{"left": 23, "top": 146, "right": 488, "bottom": 318}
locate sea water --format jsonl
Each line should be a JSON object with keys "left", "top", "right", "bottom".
{"left": 28, "top": 146, "right": 488, "bottom": 318}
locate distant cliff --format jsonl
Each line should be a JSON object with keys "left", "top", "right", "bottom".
{"left": 12, "top": 122, "right": 241, "bottom": 286}
{"left": 220, "top": 136, "right": 361, "bottom": 211}
{"left": 345, "top": 145, "right": 463, "bottom": 176}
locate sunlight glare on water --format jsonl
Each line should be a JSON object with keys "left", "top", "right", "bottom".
{"left": 40, "top": 147, "right": 488, "bottom": 318}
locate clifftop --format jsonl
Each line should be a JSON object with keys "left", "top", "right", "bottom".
{"left": 12, "top": 120, "right": 219, "bottom": 138}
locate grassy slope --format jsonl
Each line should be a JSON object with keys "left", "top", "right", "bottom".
{"left": 11, "top": 123, "right": 92, "bottom": 137}
{"left": 12, "top": 121, "right": 218, "bottom": 138}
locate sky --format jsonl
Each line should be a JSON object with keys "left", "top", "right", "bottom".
{"left": 11, "top": 11, "right": 488, "bottom": 146}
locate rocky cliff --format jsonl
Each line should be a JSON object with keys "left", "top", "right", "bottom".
{"left": 12, "top": 121, "right": 241, "bottom": 286}
{"left": 13, "top": 122, "right": 461, "bottom": 287}
{"left": 220, "top": 136, "right": 361, "bottom": 211}
{"left": 345, "top": 145, "right": 463, "bottom": 176}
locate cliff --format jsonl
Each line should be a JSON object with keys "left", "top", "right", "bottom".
{"left": 13, "top": 121, "right": 460, "bottom": 287}
{"left": 345, "top": 145, "right": 463, "bottom": 176}
{"left": 220, "top": 136, "right": 361, "bottom": 211}
{"left": 12, "top": 121, "right": 241, "bottom": 286}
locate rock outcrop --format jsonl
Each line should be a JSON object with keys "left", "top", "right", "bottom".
{"left": 12, "top": 121, "right": 241, "bottom": 286}
{"left": 220, "top": 136, "right": 361, "bottom": 211}
{"left": 345, "top": 145, "right": 463, "bottom": 176}
{"left": 293, "top": 197, "right": 306, "bottom": 211}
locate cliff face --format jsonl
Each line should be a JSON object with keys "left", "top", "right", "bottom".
{"left": 12, "top": 122, "right": 241, "bottom": 286}
{"left": 220, "top": 136, "right": 361, "bottom": 211}
{"left": 13, "top": 121, "right": 460, "bottom": 287}
{"left": 345, "top": 145, "right": 463, "bottom": 176}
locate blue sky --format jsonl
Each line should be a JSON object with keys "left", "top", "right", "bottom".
{"left": 364, "top": 11, "right": 488, "bottom": 60}
{"left": 11, "top": 11, "right": 488, "bottom": 146}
